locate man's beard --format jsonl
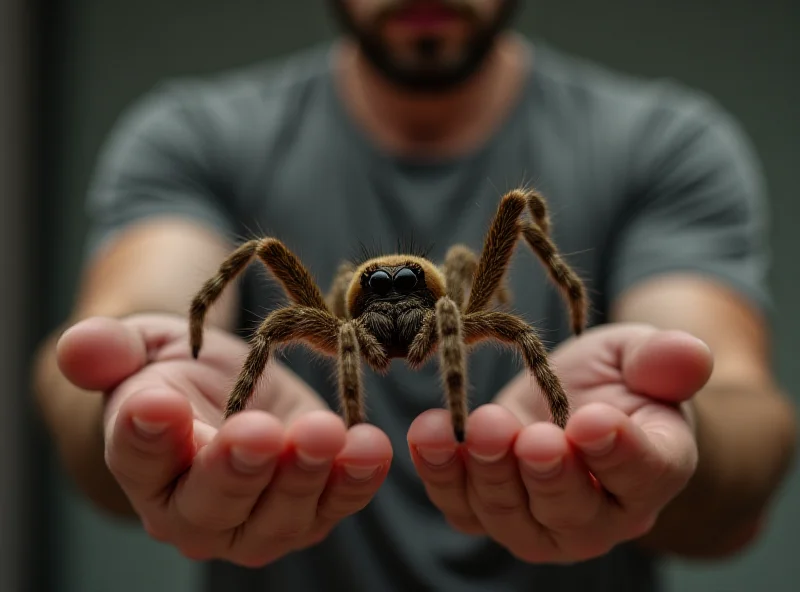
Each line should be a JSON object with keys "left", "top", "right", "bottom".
{"left": 328, "top": 0, "right": 520, "bottom": 94}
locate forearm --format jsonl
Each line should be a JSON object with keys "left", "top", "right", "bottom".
{"left": 638, "top": 382, "right": 797, "bottom": 557}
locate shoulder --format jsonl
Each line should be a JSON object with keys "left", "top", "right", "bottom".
{"left": 105, "top": 44, "right": 334, "bottom": 153}
{"left": 92, "top": 43, "right": 336, "bottom": 204}
{"left": 173, "top": 44, "right": 332, "bottom": 116}
{"left": 531, "top": 40, "right": 764, "bottom": 203}
{"left": 532, "top": 40, "right": 732, "bottom": 137}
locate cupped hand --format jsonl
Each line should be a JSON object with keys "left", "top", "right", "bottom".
{"left": 57, "top": 314, "right": 392, "bottom": 567}
{"left": 407, "top": 323, "right": 712, "bottom": 563}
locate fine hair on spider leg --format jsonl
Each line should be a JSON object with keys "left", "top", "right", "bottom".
{"left": 434, "top": 297, "right": 468, "bottom": 442}
{"left": 463, "top": 311, "right": 570, "bottom": 428}
{"left": 327, "top": 261, "right": 357, "bottom": 318}
{"left": 189, "top": 237, "right": 330, "bottom": 359}
{"left": 442, "top": 244, "right": 511, "bottom": 311}
{"left": 520, "top": 188, "right": 587, "bottom": 335}
{"left": 337, "top": 321, "right": 364, "bottom": 425}
{"left": 222, "top": 306, "right": 340, "bottom": 417}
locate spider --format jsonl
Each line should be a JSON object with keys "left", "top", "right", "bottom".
{"left": 189, "top": 188, "right": 587, "bottom": 442}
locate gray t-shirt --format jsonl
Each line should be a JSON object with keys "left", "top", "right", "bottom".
{"left": 83, "top": 39, "right": 770, "bottom": 592}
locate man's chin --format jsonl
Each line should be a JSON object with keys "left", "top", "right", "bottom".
{"left": 356, "top": 38, "right": 497, "bottom": 94}
{"left": 367, "top": 60, "right": 486, "bottom": 94}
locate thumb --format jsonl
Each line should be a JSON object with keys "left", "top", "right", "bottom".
{"left": 622, "top": 328, "right": 714, "bottom": 403}
{"left": 56, "top": 314, "right": 185, "bottom": 392}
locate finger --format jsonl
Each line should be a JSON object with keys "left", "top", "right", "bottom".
{"left": 105, "top": 388, "right": 197, "bottom": 520}
{"left": 312, "top": 424, "right": 393, "bottom": 537}
{"left": 464, "top": 405, "right": 553, "bottom": 558}
{"left": 57, "top": 314, "right": 196, "bottom": 393}
{"left": 515, "top": 421, "right": 605, "bottom": 532}
{"left": 566, "top": 402, "right": 696, "bottom": 533}
{"left": 622, "top": 329, "right": 713, "bottom": 403}
{"left": 237, "top": 411, "right": 347, "bottom": 547}
{"left": 57, "top": 317, "right": 150, "bottom": 392}
{"left": 407, "top": 409, "right": 480, "bottom": 534}
{"left": 170, "top": 410, "right": 285, "bottom": 533}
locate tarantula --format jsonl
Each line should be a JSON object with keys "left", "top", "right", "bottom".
{"left": 189, "top": 188, "right": 587, "bottom": 442}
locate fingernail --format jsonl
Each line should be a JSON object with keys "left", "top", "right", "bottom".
{"left": 469, "top": 449, "right": 507, "bottom": 464}
{"left": 578, "top": 432, "right": 617, "bottom": 456}
{"left": 417, "top": 447, "right": 456, "bottom": 467}
{"left": 343, "top": 463, "right": 381, "bottom": 482}
{"left": 132, "top": 417, "right": 167, "bottom": 438}
{"left": 296, "top": 450, "right": 330, "bottom": 470}
{"left": 230, "top": 446, "right": 272, "bottom": 473}
{"left": 522, "top": 456, "right": 563, "bottom": 479}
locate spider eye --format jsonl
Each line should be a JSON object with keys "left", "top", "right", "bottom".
{"left": 368, "top": 270, "right": 392, "bottom": 295}
{"left": 393, "top": 267, "right": 418, "bottom": 292}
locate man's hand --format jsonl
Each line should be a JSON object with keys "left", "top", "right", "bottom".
{"left": 56, "top": 314, "right": 393, "bottom": 567}
{"left": 407, "top": 323, "right": 712, "bottom": 563}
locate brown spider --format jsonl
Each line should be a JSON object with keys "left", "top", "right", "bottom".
{"left": 189, "top": 188, "right": 587, "bottom": 442}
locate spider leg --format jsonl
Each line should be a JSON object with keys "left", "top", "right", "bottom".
{"left": 464, "top": 190, "right": 528, "bottom": 315}
{"left": 441, "top": 244, "right": 511, "bottom": 311}
{"left": 224, "top": 305, "right": 339, "bottom": 418}
{"left": 190, "top": 237, "right": 329, "bottom": 358}
{"left": 340, "top": 320, "right": 397, "bottom": 424}
{"left": 442, "top": 245, "right": 476, "bottom": 310}
{"left": 524, "top": 186, "right": 551, "bottom": 235}
{"left": 435, "top": 297, "right": 468, "bottom": 443}
{"left": 338, "top": 321, "right": 365, "bottom": 426}
{"left": 521, "top": 190, "right": 588, "bottom": 335}
{"left": 463, "top": 311, "right": 570, "bottom": 429}
{"left": 326, "top": 261, "right": 356, "bottom": 319}
{"left": 463, "top": 188, "right": 587, "bottom": 335}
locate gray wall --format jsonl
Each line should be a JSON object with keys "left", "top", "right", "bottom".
{"left": 41, "top": 1, "right": 798, "bottom": 591}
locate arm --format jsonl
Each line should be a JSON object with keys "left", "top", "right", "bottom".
{"left": 33, "top": 84, "right": 395, "bottom": 563}
{"left": 613, "top": 274, "right": 796, "bottom": 557}
{"left": 32, "top": 218, "right": 239, "bottom": 516}
{"left": 32, "top": 82, "right": 241, "bottom": 516}
{"left": 605, "top": 90, "right": 796, "bottom": 557}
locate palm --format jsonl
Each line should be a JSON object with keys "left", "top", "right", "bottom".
{"left": 115, "top": 330, "right": 244, "bottom": 427}
{"left": 408, "top": 323, "right": 712, "bottom": 563}
{"left": 129, "top": 358, "right": 231, "bottom": 427}
{"left": 57, "top": 313, "right": 392, "bottom": 567}
{"left": 93, "top": 314, "right": 325, "bottom": 435}
{"left": 497, "top": 323, "right": 710, "bottom": 430}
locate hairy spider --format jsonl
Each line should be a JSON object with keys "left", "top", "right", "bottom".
{"left": 189, "top": 188, "right": 587, "bottom": 442}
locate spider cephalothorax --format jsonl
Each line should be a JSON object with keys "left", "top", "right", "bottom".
{"left": 346, "top": 256, "right": 444, "bottom": 358}
{"left": 189, "top": 188, "right": 588, "bottom": 442}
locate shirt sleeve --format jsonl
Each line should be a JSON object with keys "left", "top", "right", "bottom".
{"left": 606, "top": 91, "right": 773, "bottom": 316}
{"left": 82, "top": 81, "right": 237, "bottom": 260}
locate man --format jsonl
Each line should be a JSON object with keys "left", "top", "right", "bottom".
{"left": 33, "top": 1, "right": 796, "bottom": 590}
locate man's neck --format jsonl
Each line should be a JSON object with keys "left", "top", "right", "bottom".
{"left": 333, "top": 33, "right": 531, "bottom": 160}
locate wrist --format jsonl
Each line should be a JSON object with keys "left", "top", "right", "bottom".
{"left": 65, "top": 394, "right": 136, "bottom": 518}
{"left": 636, "top": 387, "right": 772, "bottom": 557}
{"left": 33, "top": 334, "right": 136, "bottom": 517}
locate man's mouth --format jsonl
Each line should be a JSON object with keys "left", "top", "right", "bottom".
{"left": 389, "top": 2, "right": 462, "bottom": 29}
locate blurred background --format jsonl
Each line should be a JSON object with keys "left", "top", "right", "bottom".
{"left": 3, "top": 0, "right": 798, "bottom": 591}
